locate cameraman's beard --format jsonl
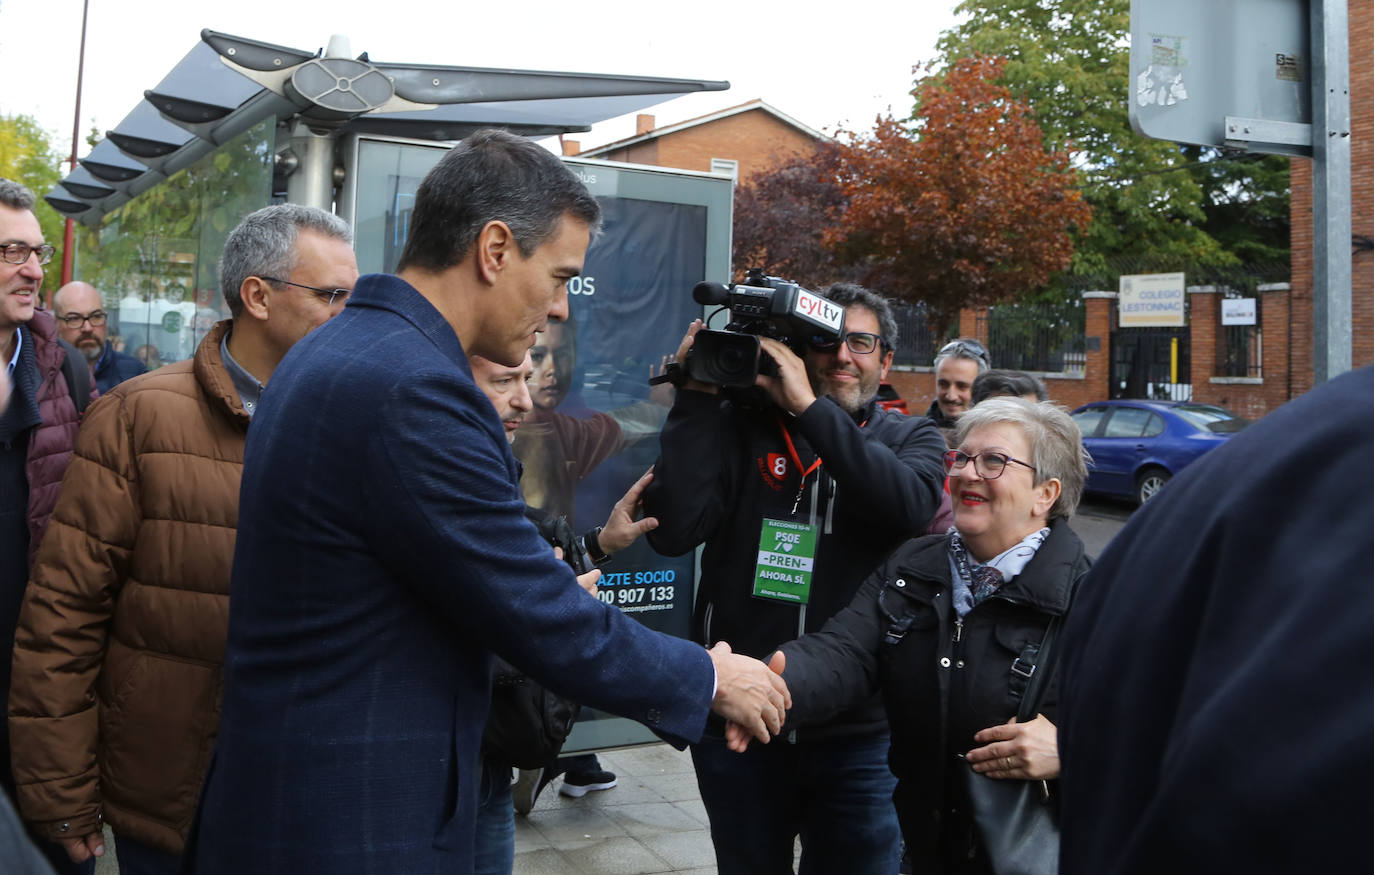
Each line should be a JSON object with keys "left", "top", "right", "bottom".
{"left": 815, "top": 369, "right": 877, "bottom": 415}
{"left": 79, "top": 338, "right": 103, "bottom": 362}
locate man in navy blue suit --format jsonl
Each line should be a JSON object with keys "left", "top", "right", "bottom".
{"left": 190, "top": 130, "right": 789, "bottom": 874}
{"left": 1057, "top": 364, "right": 1374, "bottom": 873}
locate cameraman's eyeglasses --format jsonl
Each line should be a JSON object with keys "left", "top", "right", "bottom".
{"left": 258, "top": 276, "right": 351, "bottom": 308}
{"left": 56, "top": 310, "right": 107, "bottom": 328}
{"left": 1, "top": 243, "right": 56, "bottom": 266}
{"left": 809, "top": 331, "right": 889, "bottom": 355}
{"left": 943, "top": 449, "right": 1036, "bottom": 480}
{"left": 938, "top": 339, "right": 990, "bottom": 367}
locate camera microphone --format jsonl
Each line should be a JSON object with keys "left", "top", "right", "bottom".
{"left": 693, "top": 281, "right": 730, "bottom": 306}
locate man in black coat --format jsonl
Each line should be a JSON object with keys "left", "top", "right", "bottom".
{"left": 1058, "top": 364, "right": 1374, "bottom": 873}
{"left": 645, "top": 284, "right": 947, "bottom": 874}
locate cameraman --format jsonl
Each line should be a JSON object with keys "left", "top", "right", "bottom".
{"left": 644, "top": 283, "right": 947, "bottom": 874}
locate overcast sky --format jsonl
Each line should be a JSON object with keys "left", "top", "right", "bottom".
{"left": 0, "top": 0, "right": 961, "bottom": 161}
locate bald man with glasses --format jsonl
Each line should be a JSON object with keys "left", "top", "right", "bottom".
{"left": 52, "top": 282, "right": 146, "bottom": 392}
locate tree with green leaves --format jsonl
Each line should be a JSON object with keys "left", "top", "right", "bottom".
{"left": 0, "top": 113, "right": 68, "bottom": 260}
{"left": 933, "top": 0, "right": 1288, "bottom": 277}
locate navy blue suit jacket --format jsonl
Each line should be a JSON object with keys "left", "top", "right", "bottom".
{"left": 93, "top": 342, "right": 146, "bottom": 393}
{"left": 1058, "top": 364, "right": 1374, "bottom": 873}
{"left": 191, "top": 275, "right": 714, "bottom": 873}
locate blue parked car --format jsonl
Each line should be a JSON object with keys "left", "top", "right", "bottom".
{"left": 1070, "top": 400, "right": 1249, "bottom": 505}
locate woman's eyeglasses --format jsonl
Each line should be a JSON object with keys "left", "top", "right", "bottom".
{"left": 943, "top": 449, "right": 1035, "bottom": 480}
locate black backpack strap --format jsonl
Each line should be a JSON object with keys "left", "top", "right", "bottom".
{"left": 57, "top": 338, "right": 93, "bottom": 415}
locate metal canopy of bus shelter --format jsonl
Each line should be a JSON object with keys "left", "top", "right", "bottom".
{"left": 46, "top": 29, "right": 729, "bottom": 225}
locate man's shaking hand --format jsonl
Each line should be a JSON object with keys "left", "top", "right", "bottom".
{"left": 723, "top": 650, "right": 786, "bottom": 752}
{"left": 707, "top": 642, "right": 791, "bottom": 751}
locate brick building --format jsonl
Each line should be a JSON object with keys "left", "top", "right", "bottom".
{"left": 565, "top": 99, "right": 826, "bottom": 183}
{"left": 1289, "top": 4, "right": 1373, "bottom": 395}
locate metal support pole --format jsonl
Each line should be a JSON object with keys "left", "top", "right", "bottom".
{"left": 1310, "top": 0, "right": 1352, "bottom": 383}
{"left": 60, "top": 0, "right": 91, "bottom": 291}
{"left": 285, "top": 123, "right": 336, "bottom": 212}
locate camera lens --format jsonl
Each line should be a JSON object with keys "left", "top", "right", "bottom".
{"left": 689, "top": 331, "right": 761, "bottom": 389}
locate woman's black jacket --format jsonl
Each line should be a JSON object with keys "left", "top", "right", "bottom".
{"left": 779, "top": 518, "right": 1090, "bottom": 869}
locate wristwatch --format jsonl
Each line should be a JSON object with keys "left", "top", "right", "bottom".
{"left": 583, "top": 526, "right": 613, "bottom": 566}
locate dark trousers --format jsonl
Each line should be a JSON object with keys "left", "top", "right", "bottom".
{"left": 691, "top": 728, "right": 901, "bottom": 875}
{"left": 473, "top": 757, "right": 515, "bottom": 875}
{"left": 112, "top": 833, "right": 180, "bottom": 875}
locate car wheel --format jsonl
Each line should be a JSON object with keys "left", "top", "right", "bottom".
{"left": 1135, "top": 468, "right": 1171, "bottom": 505}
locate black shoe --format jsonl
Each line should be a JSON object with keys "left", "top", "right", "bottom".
{"left": 512, "top": 767, "right": 545, "bottom": 815}
{"left": 558, "top": 768, "right": 617, "bottom": 798}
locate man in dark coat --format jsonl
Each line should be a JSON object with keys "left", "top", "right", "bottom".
{"left": 1058, "top": 364, "right": 1374, "bottom": 873}
{"left": 189, "top": 130, "right": 789, "bottom": 874}
{"left": 644, "top": 286, "right": 948, "bottom": 874}
{"left": 0, "top": 178, "right": 93, "bottom": 875}
{"left": 51, "top": 281, "right": 146, "bottom": 391}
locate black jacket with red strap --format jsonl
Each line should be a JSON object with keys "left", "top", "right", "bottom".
{"left": 645, "top": 388, "right": 946, "bottom": 739}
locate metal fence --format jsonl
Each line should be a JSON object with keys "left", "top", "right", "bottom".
{"left": 889, "top": 302, "right": 938, "bottom": 368}
{"left": 977, "top": 299, "right": 1087, "bottom": 374}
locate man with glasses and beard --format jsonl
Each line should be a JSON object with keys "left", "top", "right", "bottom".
{"left": 644, "top": 283, "right": 948, "bottom": 875}
{"left": 51, "top": 282, "right": 145, "bottom": 393}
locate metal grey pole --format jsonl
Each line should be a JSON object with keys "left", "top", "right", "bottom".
{"left": 285, "top": 122, "right": 336, "bottom": 212}
{"left": 1310, "top": 0, "right": 1352, "bottom": 383}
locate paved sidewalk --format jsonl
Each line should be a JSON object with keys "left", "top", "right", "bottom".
{"left": 514, "top": 744, "right": 721, "bottom": 874}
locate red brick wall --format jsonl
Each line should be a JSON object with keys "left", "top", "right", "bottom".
{"left": 1290, "top": 158, "right": 1315, "bottom": 397}
{"left": 1290, "top": 2, "right": 1374, "bottom": 391}
{"left": 1353, "top": 2, "right": 1374, "bottom": 370}
{"left": 1189, "top": 285, "right": 1293, "bottom": 420}
{"left": 1189, "top": 288, "right": 1218, "bottom": 394}
{"left": 1261, "top": 285, "right": 1293, "bottom": 409}
{"left": 594, "top": 108, "right": 819, "bottom": 182}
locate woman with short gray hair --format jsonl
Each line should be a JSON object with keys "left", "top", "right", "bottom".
{"left": 765, "top": 398, "right": 1092, "bottom": 874}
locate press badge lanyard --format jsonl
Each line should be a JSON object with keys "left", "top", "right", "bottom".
{"left": 753, "top": 417, "right": 828, "bottom": 612}
{"left": 778, "top": 416, "right": 823, "bottom": 515}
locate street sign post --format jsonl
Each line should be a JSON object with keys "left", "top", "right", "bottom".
{"left": 1130, "top": 0, "right": 1350, "bottom": 381}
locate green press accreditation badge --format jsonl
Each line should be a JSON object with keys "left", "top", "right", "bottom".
{"left": 753, "top": 518, "right": 818, "bottom": 604}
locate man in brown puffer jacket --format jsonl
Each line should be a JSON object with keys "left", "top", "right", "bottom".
{"left": 7, "top": 203, "right": 357, "bottom": 873}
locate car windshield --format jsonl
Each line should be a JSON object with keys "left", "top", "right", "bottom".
{"left": 1173, "top": 404, "right": 1249, "bottom": 434}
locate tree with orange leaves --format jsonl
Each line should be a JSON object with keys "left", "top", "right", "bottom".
{"left": 825, "top": 55, "right": 1091, "bottom": 337}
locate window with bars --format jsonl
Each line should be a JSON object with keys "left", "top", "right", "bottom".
{"left": 1217, "top": 294, "right": 1262, "bottom": 378}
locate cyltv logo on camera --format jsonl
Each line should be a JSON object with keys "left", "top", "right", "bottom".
{"left": 792, "top": 289, "right": 844, "bottom": 333}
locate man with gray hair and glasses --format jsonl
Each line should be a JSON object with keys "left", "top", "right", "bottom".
{"left": 7, "top": 203, "right": 356, "bottom": 875}
{"left": 926, "top": 338, "right": 991, "bottom": 433}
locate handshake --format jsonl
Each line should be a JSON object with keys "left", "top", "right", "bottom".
{"left": 706, "top": 642, "right": 790, "bottom": 752}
